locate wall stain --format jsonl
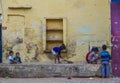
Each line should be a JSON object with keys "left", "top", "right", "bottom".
{"left": 67, "top": 39, "right": 76, "bottom": 58}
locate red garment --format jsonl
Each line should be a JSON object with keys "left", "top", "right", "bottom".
{"left": 85, "top": 51, "right": 91, "bottom": 63}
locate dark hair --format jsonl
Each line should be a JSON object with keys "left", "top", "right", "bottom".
{"left": 102, "top": 44, "right": 107, "bottom": 50}
{"left": 91, "top": 47, "right": 99, "bottom": 52}
{"left": 60, "top": 43, "right": 66, "bottom": 50}
{"left": 16, "top": 52, "right": 20, "bottom": 55}
{"left": 9, "top": 51, "right": 14, "bottom": 54}
{"left": 94, "top": 47, "right": 99, "bottom": 52}
{"left": 91, "top": 47, "right": 95, "bottom": 51}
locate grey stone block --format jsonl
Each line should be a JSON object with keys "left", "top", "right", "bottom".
{"left": 0, "top": 62, "right": 112, "bottom": 78}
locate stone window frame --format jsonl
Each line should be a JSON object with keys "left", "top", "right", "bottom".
{"left": 42, "top": 17, "right": 67, "bottom": 52}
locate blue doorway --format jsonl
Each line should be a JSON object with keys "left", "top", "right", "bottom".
{"left": 0, "top": 24, "right": 2, "bottom": 63}
{"left": 112, "top": 0, "right": 120, "bottom": 2}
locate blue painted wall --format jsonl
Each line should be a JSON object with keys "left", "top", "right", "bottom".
{"left": 112, "top": 0, "right": 120, "bottom": 2}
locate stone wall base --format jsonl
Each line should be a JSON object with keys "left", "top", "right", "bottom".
{"left": 0, "top": 62, "right": 112, "bottom": 78}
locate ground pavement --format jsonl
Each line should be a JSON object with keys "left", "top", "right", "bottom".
{"left": 0, "top": 77, "right": 120, "bottom": 83}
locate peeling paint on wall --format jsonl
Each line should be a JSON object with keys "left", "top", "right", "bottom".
{"left": 2, "top": 0, "right": 110, "bottom": 62}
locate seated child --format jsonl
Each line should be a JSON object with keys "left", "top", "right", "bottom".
{"left": 88, "top": 47, "right": 99, "bottom": 64}
{"left": 86, "top": 47, "right": 95, "bottom": 63}
{"left": 14, "top": 52, "right": 22, "bottom": 63}
{"left": 8, "top": 51, "right": 17, "bottom": 64}
{"left": 51, "top": 44, "right": 66, "bottom": 63}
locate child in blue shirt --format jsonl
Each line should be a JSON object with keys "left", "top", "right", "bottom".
{"left": 14, "top": 52, "right": 22, "bottom": 63}
{"left": 51, "top": 44, "right": 66, "bottom": 63}
{"left": 100, "top": 45, "right": 111, "bottom": 78}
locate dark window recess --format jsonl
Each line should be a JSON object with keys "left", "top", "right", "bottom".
{"left": 45, "top": 19, "right": 63, "bottom": 52}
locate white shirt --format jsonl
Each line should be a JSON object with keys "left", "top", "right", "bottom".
{"left": 8, "top": 55, "right": 14, "bottom": 64}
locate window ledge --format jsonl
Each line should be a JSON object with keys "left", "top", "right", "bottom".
{"left": 46, "top": 39, "right": 63, "bottom": 42}
{"left": 46, "top": 29, "right": 63, "bottom": 31}
{"left": 44, "top": 50, "right": 67, "bottom": 53}
{"left": 8, "top": 6, "right": 32, "bottom": 9}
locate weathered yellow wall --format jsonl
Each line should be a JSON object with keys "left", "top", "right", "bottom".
{"left": 2, "top": 0, "right": 110, "bottom": 62}
{"left": 0, "top": 0, "right": 1, "bottom": 14}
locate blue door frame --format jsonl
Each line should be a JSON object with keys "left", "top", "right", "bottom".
{"left": 112, "top": 0, "right": 120, "bottom": 2}
{"left": 0, "top": 24, "right": 2, "bottom": 63}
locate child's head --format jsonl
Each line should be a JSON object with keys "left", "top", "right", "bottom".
{"left": 16, "top": 52, "right": 20, "bottom": 56}
{"left": 9, "top": 51, "right": 14, "bottom": 56}
{"left": 102, "top": 44, "right": 107, "bottom": 50}
{"left": 91, "top": 47, "right": 95, "bottom": 51}
{"left": 94, "top": 47, "right": 99, "bottom": 53}
{"left": 60, "top": 43, "right": 66, "bottom": 50}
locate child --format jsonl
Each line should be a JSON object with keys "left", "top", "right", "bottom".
{"left": 100, "top": 45, "right": 111, "bottom": 78}
{"left": 14, "top": 52, "right": 22, "bottom": 63}
{"left": 51, "top": 44, "right": 66, "bottom": 63}
{"left": 86, "top": 47, "right": 95, "bottom": 63}
{"left": 8, "top": 51, "right": 16, "bottom": 64}
{"left": 88, "top": 47, "right": 99, "bottom": 64}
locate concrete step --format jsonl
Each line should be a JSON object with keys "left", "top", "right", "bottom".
{"left": 0, "top": 62, "right": 112, "bottom": 78}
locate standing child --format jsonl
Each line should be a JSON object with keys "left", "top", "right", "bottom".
{"left": 51, "top": 44, "right": 66, "bottom": 63}
{"left": 14, "top": 52, "right": 22, "bottom": 63}
{"left": 100, "top": 45, "right": 111, "bottom": 78}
